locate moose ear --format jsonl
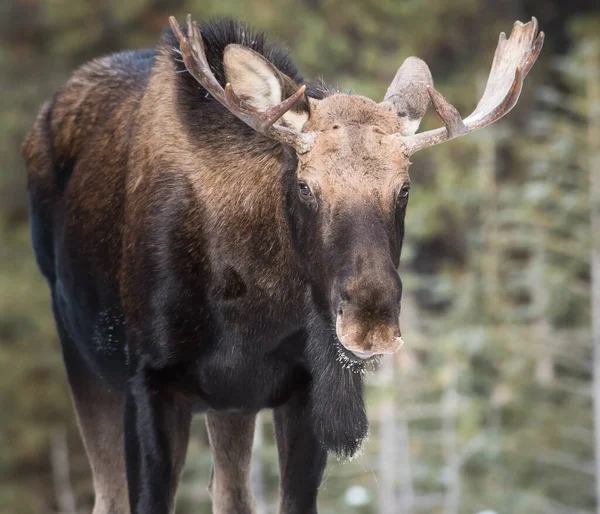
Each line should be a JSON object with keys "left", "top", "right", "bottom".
{"left": 223, "top": 44, "right": 310, "bottom": 132}
{"left": 382, "top": 57, "right": 433, "bottom": 136}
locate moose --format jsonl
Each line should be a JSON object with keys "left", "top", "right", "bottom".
{"left": 23, "top": 13, "right": 543, "bottom": 514}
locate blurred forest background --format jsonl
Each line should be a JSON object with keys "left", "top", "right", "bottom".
{"left": 1, "top": 0, "right": 600, "bottom": 513}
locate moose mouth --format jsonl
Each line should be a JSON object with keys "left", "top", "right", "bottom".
{"left": 348, "top": 349, "right": 376, "bottom": 360}
{"left": 334, "top": 337, "right": 380, "bottom": 366}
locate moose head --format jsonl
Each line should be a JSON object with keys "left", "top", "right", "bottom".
{"left": 170, "top": 16, "right": 543, "bottom": 361}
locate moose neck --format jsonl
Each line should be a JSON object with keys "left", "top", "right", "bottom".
{"left": 131, "top": 52, "right": 309, "bottom": 314}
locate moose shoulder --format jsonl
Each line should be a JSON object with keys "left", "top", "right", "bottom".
{"left": 23, "top": 15, "right": 543, "bottom": 514}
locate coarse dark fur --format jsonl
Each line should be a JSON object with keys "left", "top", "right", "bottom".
{"left": 24, "top": 17, "right": 410, "bottom": 514}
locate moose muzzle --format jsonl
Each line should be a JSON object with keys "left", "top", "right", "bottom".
{"left": 334, "top": 268, "right": 404, "bottom": 359}
{"left": 335, "top": 309, "right": 403, "bottom": 359}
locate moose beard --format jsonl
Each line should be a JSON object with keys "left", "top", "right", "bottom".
{"left": 304, "top": 314, "right": 374, "bottom": 458}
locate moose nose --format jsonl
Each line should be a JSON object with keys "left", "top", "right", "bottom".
{"left": 335, "top": 267, "right": 404, "bottom": 358}
{"left": 335, "top": 308, "right": 404, "bottom": 358}
{"left": 338, "top": 263, "right": 403, "bottom": 314}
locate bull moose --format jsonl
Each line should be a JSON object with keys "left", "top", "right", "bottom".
{"left": 23, "top": 13, "right": 543, "bottom": 514}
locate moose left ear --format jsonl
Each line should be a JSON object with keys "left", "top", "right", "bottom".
{"left": 223, "top": 44, "right": 310, "bottom": 132}
{"left": 381, "top": 57, "right": 433, "bottom": 136}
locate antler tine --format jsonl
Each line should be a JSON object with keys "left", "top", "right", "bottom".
{"left": 223, "top": 83, "right": 308, "bottom": 133}
{"left": 169, "top": 15, "right": 228, "bottom": 107}
{"left": 169, "top": 15, "right": 315, "bottom": 153}
{"left": 256, "top": 85, "right": 308, "bottom": 130}
{"left": 426, "top": 85, "right": 467, "bottom": 139}
{"left": 401, "top": 17, "right": 544, "bottom": 155}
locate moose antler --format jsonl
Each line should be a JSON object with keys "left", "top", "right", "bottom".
{"left": 169, "top": 15, "right": 315, "bottom": 154}
{"left": 400, "top": 17, "right": 544, "bottom": 155}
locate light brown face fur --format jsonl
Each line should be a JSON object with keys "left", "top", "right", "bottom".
{"left": 299, "top": 94, "right": 412, "bottom": 205}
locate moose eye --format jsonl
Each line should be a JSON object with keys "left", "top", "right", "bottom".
{"left": 398, "top": 186, "right": 410, "bottom": 200}
{"left": 298, "top": 182, "right": 312, "bottom": 197}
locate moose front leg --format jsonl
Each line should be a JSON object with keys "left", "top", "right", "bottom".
{"left": 124, "top": 364, "right": 192, "bottom": 514}
{"left": 205, "top": 411, "right": 257, "bottom": 514}
{"left": 273, "top": 391, "right": 328, "bottom": 514}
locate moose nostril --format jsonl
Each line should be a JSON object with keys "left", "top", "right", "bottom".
{"left": 337, "top": 306, "right": 343, "bottom": 316}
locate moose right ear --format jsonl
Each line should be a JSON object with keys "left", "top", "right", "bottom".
{"left": 223, "top": 44, "right": 310, "bottom": 132}
{"left": 381, "top": 57, "right": 433, "bottom": 136}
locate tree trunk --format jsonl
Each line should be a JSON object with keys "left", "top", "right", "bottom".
{"left": 586, "top": 45, "right": 600, "bottom": 514}
{"left": 379, "top": 355, "right": 397, "bottom": 514}
{"left": 532, "top": 230, "right": 554, "bottom": 385}
{"left": 479, "top": 105, "right": 498, "bottom": 319}
{"left": 396, "top": 408, "right": 414, "bottom": 513}
{"left": 50, "top": 425, "right": 76, "bottom": 514}
{"left": 442, "top": 378, "right": 460, "bottom": 514}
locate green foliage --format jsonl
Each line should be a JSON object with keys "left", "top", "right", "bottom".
{"left": 0, "top": 1, "right": 598, "bottom": 513}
